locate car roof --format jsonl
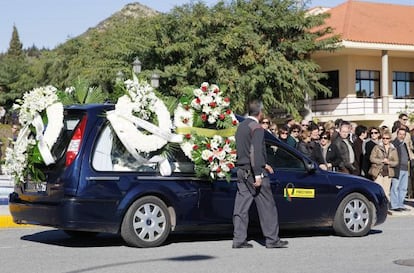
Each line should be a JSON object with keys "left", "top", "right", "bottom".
{"left": 64, "top": 103, "right": 115, "bottom": 111}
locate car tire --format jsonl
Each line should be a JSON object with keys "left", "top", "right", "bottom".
{"left": 63, "top": 230, "right": 99, "bottom": 238}
{"left": 121, "top": 196, "right": 171, "bottom": 248}
{"left": 333, "top": 193, "right": 373, "bottom": 237}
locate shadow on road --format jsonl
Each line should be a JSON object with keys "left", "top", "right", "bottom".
{"left": 19, "top": 225, "right": 383, "bottom": 249}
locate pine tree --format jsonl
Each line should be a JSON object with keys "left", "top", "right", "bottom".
{"left": 7, "top": 25, "right": 23, "bottom": 57}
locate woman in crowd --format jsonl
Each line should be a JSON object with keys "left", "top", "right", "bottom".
{"left": 311, "top": 131, "right": 341, "bottom": 171}
{"left": 362, "top": 126, "right": 381, "bottom": 179}
{"left": 278, "top": 125, "right": 297, "bottom": 148}
{"left": 297, "top": 129, "right": 313, "bottom": 158}
{"left": 369, "top": 130, "right": 398, "bottom": 201}
{"left": 269, "top": 122, "right": 279, "bottom": 138}
{"left": 289, "top": 124, "right": 301, "bottom": 147}
{"left": 353, "top": 125, "right": 368, "bottom": 176}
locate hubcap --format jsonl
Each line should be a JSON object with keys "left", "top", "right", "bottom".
{"left": 343, "top": 199, "right": 369, "bottom": 233}
{"left": 132, "top": 203, "right": 166, "bottom": 242}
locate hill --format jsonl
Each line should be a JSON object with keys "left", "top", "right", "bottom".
{"left": 82, "top": 2, "right": 160, "bottom": 35}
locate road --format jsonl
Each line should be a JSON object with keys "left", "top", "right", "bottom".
{"left": 1, "top": 216, "right": 414, "bottom": 273}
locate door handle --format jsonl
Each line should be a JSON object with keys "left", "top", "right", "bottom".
{"left": 86, "top": 176, "right": 120, "bottom": 181}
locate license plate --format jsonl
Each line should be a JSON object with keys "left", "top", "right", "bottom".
{"left": 24, "top": 181, "right": 47, "bottom": 193}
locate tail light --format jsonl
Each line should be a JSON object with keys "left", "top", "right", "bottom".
{"left": 65, "top": 116, "right": 87, "bottom": 167}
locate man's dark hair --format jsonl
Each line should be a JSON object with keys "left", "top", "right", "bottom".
{"left": 399, "top": 113, "right": 408, "bottom": 119}
{"left": 334, "top": 118, "right": 343, "bottom": 128}
{"left": 248, "top": 100, "right": 263, "bottom": 116}
{"left": 355, "top": 125, "right": 367, "bottom": 137}
{"left": 340, "top": 120, "right": 350, "bottom": 128}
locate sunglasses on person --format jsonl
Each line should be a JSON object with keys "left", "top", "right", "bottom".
{"left": 370, "top": 131, "right": 379, "bottom": 135}
{"left": 262, "top": 120, "right": 269, "bottom": 124}
{"left": 382, "top": 137, "right": 391, "bottom": 140}
{"left": 321, "top": 136, "right": 329, "bottom": 140}
{"left": 280, "top": 132, "right": 288, "bottom": 135}
{"left": 292, "top": 130, "right": 299, "bottom": 133}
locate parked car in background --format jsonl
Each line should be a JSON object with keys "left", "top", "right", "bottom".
{"left": 9, "top": 104, "right": 388, "bottom": 247}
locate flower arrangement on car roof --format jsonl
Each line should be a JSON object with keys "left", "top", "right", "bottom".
{"left": 106, "top": 75, "right": 181, "bottom": 176}
{"left": 4, "top": 79, "right": 239, "bottom": 184}
{"left": 173, "top": 82, "right": 238, "bottom": 181}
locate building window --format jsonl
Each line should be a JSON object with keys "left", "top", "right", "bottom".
{"left": 393, "top": 72, "right": 414, "bottom": 99}
{"left": 317, "top": 70, "right": 339, "bottom": 99}
{"left": 355, "top": 70, "right": 380, "bottom": 98}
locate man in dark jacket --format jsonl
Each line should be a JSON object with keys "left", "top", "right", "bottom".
{"left": 334, "top": 120, "right": 357, "bottom": 174}
{"left": 353, "top": 125, "right": 368, "bottom": 176}
{"left": 232, "top": 100, "right": 288, "bottom": 249}
{"left": 390, "top": 127, "right": 411, "bottom": 211}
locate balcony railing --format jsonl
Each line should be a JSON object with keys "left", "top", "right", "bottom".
{"left": 310, "top": 96, "right": 414, "bottom": 116}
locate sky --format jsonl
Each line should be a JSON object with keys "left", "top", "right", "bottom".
{"left": 1, "top": 0, "right": 414, "bottom": 53}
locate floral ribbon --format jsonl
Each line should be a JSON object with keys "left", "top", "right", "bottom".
{"left": 175, "top": 127, "right": 236, "bottom": 138}
{"left": 16, "top": 102, "right": 64, "bottom": 166}
{"left": 107, "top": 110, "right": 182, "bottom": 176}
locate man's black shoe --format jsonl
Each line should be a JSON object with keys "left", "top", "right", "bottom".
{"left": 266, "top": 240, "right": 288, "bottom": 248}
{"left": 232, "top": 242, "right": 253, "bottom": 249}
{"left": 400, "top": 207, "right": 411, "bottom": 211}
{"left": 390, "top": 208, "right": 402, "bottom": 212}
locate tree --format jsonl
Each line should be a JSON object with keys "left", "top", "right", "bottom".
{"left": 0, "top": 25, "right": 29, "bottom": 106}
{"left": 145, "top": 0, "right": 339, "bottom": 117}
{"left": 7, "top": 25, "right": 23, "bottom": 57}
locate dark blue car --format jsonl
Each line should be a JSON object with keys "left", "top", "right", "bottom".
{"left": 9, "top": 104, "right": 388, "bottom": 247}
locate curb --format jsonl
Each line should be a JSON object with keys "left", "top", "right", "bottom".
{"left": 0, "top": 215, "right": 33, "bottom": 228}
{"left": 0, "top": 206, "right": 33, "bottom": 228}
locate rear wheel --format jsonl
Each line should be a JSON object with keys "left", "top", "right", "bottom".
{"left": 333, "top": 193, "right": 374, "bottom": 237}
{"left": 121, "top": 196, "right": 171, "bottom": 248}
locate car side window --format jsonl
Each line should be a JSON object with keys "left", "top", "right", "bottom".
{"left": 92, "top": 124, "right": 157, "bottom": 172}
{"left": 266, "top": 142, "right": 305, "bottom": 171}
{"left": 169, "top": 148, "right": 195, "bottom": 174}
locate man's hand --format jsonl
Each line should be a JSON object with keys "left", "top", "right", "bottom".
{"left": 253, "top": 177, "right": 262, "bottom": 187}
{"left": 265, "top": 164, "right": 274, "bottom": 174}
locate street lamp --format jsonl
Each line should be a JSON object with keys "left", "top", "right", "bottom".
{"left": 132, "top": 57, "right": 142, "bottom": 74}
{"left": 132, "top": 57, "right": 160, "bottom": 88}
{"left": 116, "top": 71, "right": 124, "bottom": 82}
{"left": 151, "top": 73, "right": 160, "bottom": 88}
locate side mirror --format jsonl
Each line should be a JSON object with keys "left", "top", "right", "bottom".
{"left": 305, "top": 160, "right": 317, "bottom": 173}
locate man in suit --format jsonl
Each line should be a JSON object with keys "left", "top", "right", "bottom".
{"left": 232, "top": 99, "right": 288, "bottom": 249}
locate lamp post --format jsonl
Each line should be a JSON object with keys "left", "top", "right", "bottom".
{"left": 132, "top": 57, "right": 160, "bottom": 88}
{"left": 151, "top": 73, "right": 160, "bottom": 88}
{"left": 116, "top": 71, "right": 124, "bottom": 82}
{"left": 132, "top": 57, "right": 142, "bottom": 74}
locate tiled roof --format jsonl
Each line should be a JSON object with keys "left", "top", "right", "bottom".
{"left": 322, "top": 0, "right": 414, "bottom": 46}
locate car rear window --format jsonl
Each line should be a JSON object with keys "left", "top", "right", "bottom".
{"left": 50, "top": 110, "right": 84, "bottom": 161}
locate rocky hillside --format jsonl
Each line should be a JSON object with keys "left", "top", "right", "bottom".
{"left": 83, "top": 2, "right": 160, "bottom": 34}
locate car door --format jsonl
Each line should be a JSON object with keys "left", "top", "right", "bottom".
{"left": 266, "top": 141, "right": 337, "bottom": 225}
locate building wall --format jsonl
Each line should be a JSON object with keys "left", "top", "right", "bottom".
{"left": 316, "top": 54, "right": 414, "bottom": 98}
{"left": 312, "top": 53, "right": 414, "bottom": 127}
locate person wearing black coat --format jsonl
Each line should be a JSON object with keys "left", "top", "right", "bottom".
{"left": 311, "top": 131, "right": 342, "bottom": 171}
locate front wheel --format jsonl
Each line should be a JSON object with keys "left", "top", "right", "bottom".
{"left": 121, "top": 196, "right": 171, "bottom": 248}
{"left": 333, "top": 193, "right": 374, "bottom": 237}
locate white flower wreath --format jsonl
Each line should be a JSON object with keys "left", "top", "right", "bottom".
{"left": 4, "top": 86, "right": 64, "bottom": 184}
{"left": 107, "top": 76, "right": 181, "bottom": 175}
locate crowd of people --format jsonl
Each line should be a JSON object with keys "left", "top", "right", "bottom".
{"left": 261, "top": 113, "right": 414, "bottom": 213}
